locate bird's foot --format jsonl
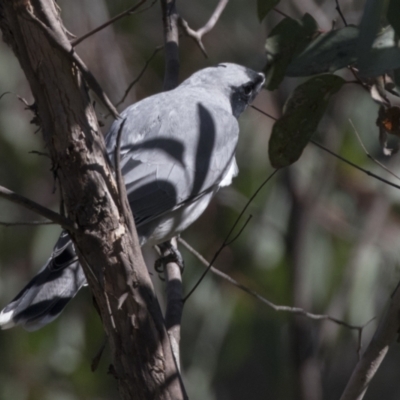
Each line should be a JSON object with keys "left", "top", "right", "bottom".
{"left": 154, "top": 240, "right": 185, "bottom": 278}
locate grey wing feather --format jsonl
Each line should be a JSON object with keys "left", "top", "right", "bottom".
{"left": 106, "top": 88, "right": 239, "bottom": 227}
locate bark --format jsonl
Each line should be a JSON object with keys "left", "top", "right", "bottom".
{"left": 0, "top": 1, "right": 186, "bottom": 399}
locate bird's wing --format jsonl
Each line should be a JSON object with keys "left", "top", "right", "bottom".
{"left": 106, "top": 90, "right": 239, "bottom": 227}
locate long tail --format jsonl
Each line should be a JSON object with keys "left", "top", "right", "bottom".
{"left": 0, "top": 232, "right": 86, "bottom": 331}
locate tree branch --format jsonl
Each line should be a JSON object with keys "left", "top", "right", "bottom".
{"left": 160, "top": 0, "right": 180, "bottom": 90}
{"left": 178, "top": 238, "right": 371, "bottom": 334}
{"left": 116, "top": 45, "right": 163, "bottom": 106}
{"left": 0, "top": 184, "right": 74, "bottom": 230}
{"left": 0, "top": 1, "right": 185, "bottom": 398}
{"left": 71, "top": 0, "right": 148, "bottom": 47}
{"left": 0, "top": 220, "right": 54, "bottom": 227}
{"left": 178, "top": 0, "right": 229, "bottom": 58}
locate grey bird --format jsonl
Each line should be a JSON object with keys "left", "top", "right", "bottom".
{"left": 0, "top": 63, "right": 265, "bottom": 331}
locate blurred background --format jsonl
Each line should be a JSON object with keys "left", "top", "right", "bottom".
{"left": 1, "top": 0, "right": 400, "bottom": 399}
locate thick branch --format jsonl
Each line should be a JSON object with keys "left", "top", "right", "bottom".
{"left": 0, "top": 1, "right": 185, "bottom": 399}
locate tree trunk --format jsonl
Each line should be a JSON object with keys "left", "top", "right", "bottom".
{"left": 0, "top": 1, "right": 186, "bottom": 399}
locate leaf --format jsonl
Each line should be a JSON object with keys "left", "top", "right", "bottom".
{"left": 257, "top": 0, "right": 280, "bottom": 22}
{"left": 263, "top": 14, "right": 318, "bottom": 90}
{"left": 268, "top": 75, "right": 345, "bottom": 168}
{"left": 286, "top": 26, "right": 359, "bottom": 76}
{"left": 387, "top": 0, "right": 400, "bottom": 39}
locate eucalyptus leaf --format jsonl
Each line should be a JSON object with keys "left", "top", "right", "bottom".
{"left": 268, "top": 75, "right": 345, "bottom": 168}
{"left": 264, "top": 14, "right": 318, "bottom": 90}
{"left": 286, "top": 26, "right": 359, "bottom": 76}
{"left": 257, "top": 0, "right": 280, "bottom": 22}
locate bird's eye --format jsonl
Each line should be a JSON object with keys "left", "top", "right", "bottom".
{"left": 242, "top": 83, "right": 253, "bottom": 96}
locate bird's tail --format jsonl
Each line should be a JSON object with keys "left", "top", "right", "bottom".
{"left": 0, "top": 232, "right": 87, "bottom": 331}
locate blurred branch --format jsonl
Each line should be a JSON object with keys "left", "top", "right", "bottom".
{"left": 160, "top": 0, "right": 180, "bottom": 90}
{"left": 0, "top": 91, "right": 10, "bottom": 100}
{"left": 179, "top": 237, "right": 372, "bottom": 335}
{"left": 0, "top": 184, "right": 74, "bottom": 230}
{"left": 71, "top": 0, "right": 149, "bottom": 47}
{"left": 116, "top": 45, "right": 164, "bottom": 106}
{"left": 335, "top": 0, "right": 348, "bottom": 26}
{"left": 184, "top": 170, "right": 278, "bottom": 301}
{"left": 340, "top": 281, "right": 400, "bottom": 400}
{"left": 272, "top": 8, "right": 292, "bottom": 19}
{"left": 0, "top": 220, "right": 54, "bottom": 227}
{"left": 178, "top": 0, "right": 229, "bottom": 58}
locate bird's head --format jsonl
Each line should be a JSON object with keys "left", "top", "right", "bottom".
{"left": 181, "top": 63, "right": 265, "bottom": 117}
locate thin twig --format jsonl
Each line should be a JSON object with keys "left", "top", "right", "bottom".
{"left": 0, "top": 91, "right": 10, "bottom": 100}
{"left": 349, "top": 119, "right": 400, "bottom": 182}
{"left": 250, "top": 105, "right": 400, "bottom": 192}
{"left": 178, "top": 0, "right": 229, "bottom": 58}
{"left": 91, "top": 336, "right": 107, "bottom": 372}
{"left": 0, "top": 184, "right": 75, "bottom": 230}
{"left": 0, "top": 220, "right": 54, "bottom": 227}
{"left": 311, "top": 140, "right": 400, "bottom": 190}
{"left": 179, "top": 237, "right": 372, "bottom": 334}
{"left": 183, "top": 170, "right": 278, "bottom": 302}
{"left": 72, "top": 0, "right": 147, "bottom": 47}
{"left": 335, "top": 0, "right": 348, "bottom": 26}
{"left": 24, "top": 8, "right": 119, "bottom": 119}
{"left": 29, "top": 150, "right": 50, "bottom": 158}
{"left": 116, "top": 46, "right": 164, "bottom": 106}
{"left": 272, "top": 8, "right": 292, "bottom": 19}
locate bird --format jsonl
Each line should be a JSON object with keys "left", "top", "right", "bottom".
{"left": 0, "top": 63, "right": 265, "bottom": 331}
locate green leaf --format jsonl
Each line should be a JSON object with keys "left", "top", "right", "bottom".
{"left": 268, "top": 75, "right": 346, "bottom": 168}
{"left": 287, "top": 26, "right": 359, "bottom": 76}
{"left": 387, "top": 0, "right": 400, "bottom": 37}
{"left": 264, "top": 14, "right": 318, "bottom": 90}
{"left": 257, "top": 0, "right": 280, "bottom": 22}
